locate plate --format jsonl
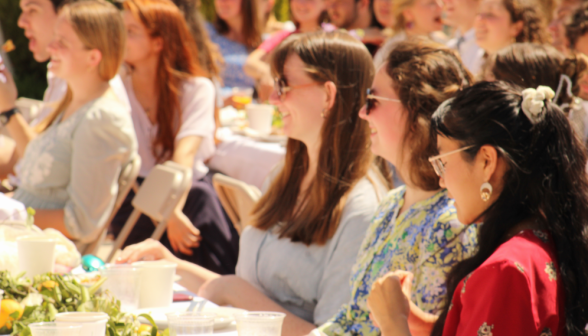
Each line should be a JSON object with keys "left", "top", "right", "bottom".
{"left": 134, "top": 304, "right": 246, "bottom": 330}
{"left": 231, "top": 127, "right": 287, "bottom": 144}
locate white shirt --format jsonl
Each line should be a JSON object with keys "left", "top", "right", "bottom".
{"left": 123, "top": 74, "right": 216, "bottom": 183}
{"left": 446, "top": 28, "right": 484, "bottom": 76}
{"left": 32, "top": 67, "right": 130, "bottom": 126}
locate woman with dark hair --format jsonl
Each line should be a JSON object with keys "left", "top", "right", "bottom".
{"left": 206, "top": 0, "right": 262, "bottom": 89}
{"left": 110, "top": 0, "right": 239, "bottom": 274}
{"left": 317, "top": 38, "right": 477, "bottom": 336}
{"left": 485, "top": 42, "right": 588, "bottom": 145}
{"left": 565, "top": 1, "right": 588, "bottom": 56}
{"left": 474, "top": 0, "right": 549, "bottom": 56}
{"left": 368, "top": 80, "right": 588, "bottom": 336}
{"left": 117, "top": 31, "right": 388, "bottom": 335}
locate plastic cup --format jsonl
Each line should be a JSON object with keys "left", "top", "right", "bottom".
{"left": 17, "top": 236, "right": 56, "bottom": 277}
{"left": 55, "top": 312, "right": 108, "bottom": 336}
{"left": 132, "top": 260, "right": 177, "bottom": 308}
{"left": 232, "top": 87, "right": 254, "bottom": 107}
{"left": 235, "top": 312, "right": 285, "bottom": 336}
{"left": 100, "top": 264, "right": 141, "bottom": 311}
{"left": 166, "top": 312, "right": 216, "bottom": 336}
{"left": 246, "top": 104, "right": 275, "bottom": 136}
{"left": 29, "top": 322, "right": 82, "bottom": 336}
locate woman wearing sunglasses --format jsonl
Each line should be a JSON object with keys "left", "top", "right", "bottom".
{"left": 368, "top": 81, "right": 588, "bottom": 336}
{"left": 117, "top": 30, "right": 389, "bottom": 335}
{"left": 315, "top": 38, "right": 476, "bottom": 336}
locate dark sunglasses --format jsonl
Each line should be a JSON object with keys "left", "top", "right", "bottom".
{"left": 365, "top": 88, "right": 401, "bottom": 115}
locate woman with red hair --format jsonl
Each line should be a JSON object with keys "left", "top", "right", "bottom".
{"left": 110, "top": 0, "right": 239, "bottom": 274}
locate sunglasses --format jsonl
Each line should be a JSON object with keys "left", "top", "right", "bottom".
{"left": 274, "top": 77, "right": 320, "bottom": 99}
{"left": 365, "top": 88, "right": 401, "bottom": 115}
{"left": 428, "top": 145, "right": 474, "bottom": 177}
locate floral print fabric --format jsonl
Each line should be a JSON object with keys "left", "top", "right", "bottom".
{"left": 319, "top": 186, "right": 478, "bottom": 336}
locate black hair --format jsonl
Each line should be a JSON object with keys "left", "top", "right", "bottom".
{"left": 49, "top": 0, "right": 72, "bottom": 12}
{"left": 430, "top": 81, "right": 588, "bottom": 336}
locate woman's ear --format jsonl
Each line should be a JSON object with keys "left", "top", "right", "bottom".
{"left": 324, "top": 81, "right": 337, "bottom": 111}
{"left": 509, "top": 20, "right": 524, "bottom": 40}
{"left": 88, "top": 49, "right": 103, "bottom": 68}
{"left": 151, "top": 36, "right": 164, "bottom": 54}
{"left": 478, "top": 144, "right": 499, "bottom": 182}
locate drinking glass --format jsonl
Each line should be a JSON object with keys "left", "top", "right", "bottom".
{"left": 235, "top": 312, "right": 286, "bottom": 336}
{"left": 166, "top": 312, "right": 216, "bottom": 336}
{"left": 100, "top": 264, "right": 141, "bottom": 311}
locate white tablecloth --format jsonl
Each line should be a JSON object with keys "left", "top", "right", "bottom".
{"left": 208, "top": 129, "right": 286, "bottom": 189}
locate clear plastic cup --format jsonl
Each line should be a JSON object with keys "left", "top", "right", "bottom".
{"left": 166, "top": 312, "right": 216, "bottom": 336}
{"left": 132, "top": 260, "right": 177, "bottom": 308}
{"left": 245, "top": 104, "right": 275, "bottom": 136}
{"left": 55, "top": 312, "right": 108, "bottom": 336}
{"left": 29, "top": 322, "right": 82, "bottom": 336}
{"left": 235, "top": 312, "right": 286, "bottom": 336}
{"left": 100, "top": 264, "right": 141, "bottom": 311}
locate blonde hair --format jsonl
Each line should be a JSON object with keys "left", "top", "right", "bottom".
{"left": 36, "top": 0, "right": 126, "bottom": 132}
{"left": 392, "top": 0, "right": 416, "bottom": 32}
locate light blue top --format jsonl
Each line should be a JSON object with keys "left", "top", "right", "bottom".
{"left": 236, "top": 168, "right": 387, "bottom": 325}
{"left": 13, "top": 90, "right": 138, "bottom": 244}
{"left": 205, "top": 22, "right": 255, "bottom": 89}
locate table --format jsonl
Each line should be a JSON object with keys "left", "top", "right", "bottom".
{"left": 208, "top": 128, "right": 286, "bottom": 190}
{"left": 172, "top": 283, "right": 238, "bottom": 335}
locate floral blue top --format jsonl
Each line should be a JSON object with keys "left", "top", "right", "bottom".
{"left": 205, "top": 22, "right": 255, "bottom": 89}
{"left": 319, "top": 186, "right": 479, "bottom": 336}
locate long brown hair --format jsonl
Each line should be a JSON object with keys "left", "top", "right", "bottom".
{"left": 36, "top": 0, "right": 126, "bottom": 132}
{"left": 385, "top": 38, "right": 473, "bottom": 190}
{"left": 214, "top": 0, "right": 262, "bottom": 49}
{"left": 124, "top": 0, "right": 208, "bottom": 163}
{"left": 251, "top": 31, "right": 376, "bottom": 245}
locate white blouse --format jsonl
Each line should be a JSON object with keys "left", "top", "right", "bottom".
{"left": 13, "top": 90, "right": 137, "bottom": 243}
{"left": 122, "top": 74, "right": 216, "bottom": 183}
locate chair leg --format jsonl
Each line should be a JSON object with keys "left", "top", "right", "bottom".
{"left": 150, "top": 219, "right": 169, "bottom": 241}
{"left": 107, "top": 209, "right": 142, "bottom": 263}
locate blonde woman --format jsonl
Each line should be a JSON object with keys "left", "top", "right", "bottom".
{"left": 2, "top": 0, "right": 136, "bottom": 245}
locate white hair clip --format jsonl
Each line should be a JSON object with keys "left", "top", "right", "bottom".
{"left": 521, "top": 86, "right": 555, "bottom": 125}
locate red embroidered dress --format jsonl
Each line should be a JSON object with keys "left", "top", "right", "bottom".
{"left": 442, "top": 230, "right": 565, "bottom": 336}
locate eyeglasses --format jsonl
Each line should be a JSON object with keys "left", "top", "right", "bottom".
{"left": 366, "top": 88, "right": 401, "bottom": 115}
{"left": 428, "top": 145, "right": 474, "bottom": 177}
{"left": 274, "top": 77, "right": 319, "bottom": 99}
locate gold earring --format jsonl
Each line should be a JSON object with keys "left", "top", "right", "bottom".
{"left": 321, "top": 109, "right": 327, "bottom": 118}
{"left": 480, "top": 182, "right": 493, "bottom": 202}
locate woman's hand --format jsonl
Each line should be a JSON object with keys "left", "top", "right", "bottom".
{"left": 115, "top": 238, "right": 179, "bottom": 264}
{"left": 166, "top": 209, "right": 202, "bottom": 255}
{"left": 367, "top": 272, "right": 412, "bottom": 336}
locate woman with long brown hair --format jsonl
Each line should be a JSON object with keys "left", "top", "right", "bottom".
{"left": 109, "top": 0, "right": 239, "bottom": 274}
{"left": 116, "top": 31, "right": 388, "bottom": 334}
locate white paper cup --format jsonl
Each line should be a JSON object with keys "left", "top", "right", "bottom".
{"left": 246, "top": 104, "right": 274, "bottom": 136}
{"left": 166, "top": 312, "right": 215, "bottom": 336}
{"left": 235, "top": 312, "right": 285, "bottom": 336}
{"left": 55, "top": 312, "right": 108, "bottom": 336}
{"left": 17, "top": 236, "right": 56, "bottom": 277}
{"left": 29, "top": 322, "right": 82, "bottom": 336}
{"left": 100, "top": 264, "right": 141, "bottom": 311}
{"left": 132, "top": 260, "right": 177, "bottom": 309}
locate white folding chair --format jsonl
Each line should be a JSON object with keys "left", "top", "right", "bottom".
{"left": 81, "top": 155, "right": 142, "bottom": 255}
{"left": 212, "top": 173, "right": 261, "bottom": 234}
{"left": 106, "top": 161, "right": 192, "bottom": 262}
